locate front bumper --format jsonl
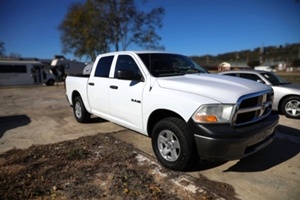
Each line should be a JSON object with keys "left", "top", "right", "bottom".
{"left": 188, "top": 113, "right": 279, "bottom": 160}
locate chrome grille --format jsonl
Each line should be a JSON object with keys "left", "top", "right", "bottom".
{"left": 232, "top": 89, "right": 274, "bottom": 126}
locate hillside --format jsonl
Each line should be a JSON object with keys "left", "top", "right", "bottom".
{"left": 191, "top": 43, "right": 300, "bottom": 69}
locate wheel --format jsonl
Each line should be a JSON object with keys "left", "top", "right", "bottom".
{"left": 46, "top": 79, "right": 55, "bottom": 86}
{"left": 151, "top": 117, "right": 195, "bottom": 171}
{"left": 280, "top": 96, "right": 300, "bottom": 119}
{"left": 73, "top": 96, "right": 91, "bottom": 123}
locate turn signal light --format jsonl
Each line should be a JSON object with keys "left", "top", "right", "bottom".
{"left": 194, "top": 115, "right": 218, "bottom": 122}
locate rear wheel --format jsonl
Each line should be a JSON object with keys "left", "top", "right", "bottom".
{"left": 151, "top": 117, "right": 195, "bottom": 171}
{"left": 73, "top": 96, "right": 91, "bottom": 123}
{"left": 46, "top": 79, "right": 55, "bottom": 86}
{"left": 280, "top": 96, "right": 300, "bottom": 119}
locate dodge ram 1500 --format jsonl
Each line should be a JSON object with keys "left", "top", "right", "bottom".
{"left": 66, "top": 51, "right": 279, "bottom": 171}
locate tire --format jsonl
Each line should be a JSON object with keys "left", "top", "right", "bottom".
{"left": 46, "top": 79, "right": 55, "bottom": 86}
{"left": 151, "top": 117, "right": 195, "bottom": 171}
{"left": 280, "top": 96, "right": 300, "bottom": 119}
{"left": 73, "top": 96, "right": 91, "bottom": 123}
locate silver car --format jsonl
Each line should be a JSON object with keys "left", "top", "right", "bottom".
{"left": 219, "top": 70, "right": 300, "bottom": 119}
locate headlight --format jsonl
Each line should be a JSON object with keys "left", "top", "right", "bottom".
{"left": 192, "top": 104, "right": 235, "bottom": 123}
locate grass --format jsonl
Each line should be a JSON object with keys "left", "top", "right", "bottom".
{"left": 276, "top": 72, "right": 300, "bottom": 84}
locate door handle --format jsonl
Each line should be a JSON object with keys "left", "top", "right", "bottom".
{"left": 110, "top": 85, "right": 118, "bottom": 89}
{"left": 88, "top": 82, "right": 95, "bottom": 86}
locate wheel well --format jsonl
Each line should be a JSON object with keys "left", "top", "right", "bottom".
{"left": 71, "top": 91, "right": 81, "bottom": 105}
{"left": 147, "top": 109, "right": 184, "bottom": 137}
{"left": 278, "top": 95, "right": 300, "bottom": 113}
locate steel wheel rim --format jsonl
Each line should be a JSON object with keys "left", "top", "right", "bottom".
{"left": 285, "top": 99, "right": 300, "bottom": 117}
{"left": 75, "top": 102, "right": 82, "bottom": 118}
{"left": 157, "top": 130, "right": 180, "bottom": 162}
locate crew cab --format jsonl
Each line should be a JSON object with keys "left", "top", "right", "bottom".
{"left": 66, "top": 51, "right": 279, "bottom": 171}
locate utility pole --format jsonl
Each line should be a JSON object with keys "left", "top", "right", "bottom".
{"left": 259, "top": 45, "right": 264, "bottom": 65}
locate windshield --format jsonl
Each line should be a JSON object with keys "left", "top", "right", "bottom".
{"left": 261, "top": 72, "right": 290, "bottom": 85}
{"left": 137, "top": 53, "right": 207, "bottom": 77}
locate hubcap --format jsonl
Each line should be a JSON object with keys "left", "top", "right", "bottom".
{"left": 285, "top": 100, "right": 300, "bottom": 117}
{"left": 157, "top": 130, "right": 180, "bottom": 162}
{"left": 75, "top": 102, "right": 82, "bottom": 118}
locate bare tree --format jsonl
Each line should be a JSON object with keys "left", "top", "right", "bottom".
{"left": 59, "top": 0, "right": 164, "bottom": 60}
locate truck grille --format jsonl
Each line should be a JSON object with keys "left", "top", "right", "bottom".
{"left": 232, "top": 90, "right": 274, "bottom": 126}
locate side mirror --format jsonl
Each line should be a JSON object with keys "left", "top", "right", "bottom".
{"left": 117, "top": 70, "right": 143, "bottom": 81}
{"left": 257, "top": 79, "right": 265, "bottom": 84}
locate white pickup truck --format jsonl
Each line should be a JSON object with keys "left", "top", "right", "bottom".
{"left": 66, "top": 51, "right": 279, "bottom": 170}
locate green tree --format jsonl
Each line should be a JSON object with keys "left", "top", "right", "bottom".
{"left": 292, "top": 59, "right": 300, "bottom": 67}
{"left": 59, "top": 0, "right": 165, "bottom": 60}
{"left": 59, "top": 2, "right": 109, "bottom": 61}
{"left": 247, "top": 60, "right": 260, "bottom": 69}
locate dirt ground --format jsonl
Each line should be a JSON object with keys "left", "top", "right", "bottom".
{"left": 0, "top": 133, "right": 239, "bottom": 200}
{"left": 0, "top": 86, "right": 238, "bottom": 200}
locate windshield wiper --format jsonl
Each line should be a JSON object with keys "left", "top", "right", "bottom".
{"left": 184, "top": 68, "right": 206, "bottom": 74}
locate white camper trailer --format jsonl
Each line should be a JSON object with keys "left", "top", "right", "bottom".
{"left": 0, "top": 60, "right": 56, "bottom": 86}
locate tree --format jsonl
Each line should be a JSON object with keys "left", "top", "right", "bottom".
{"left": 0, "top": 42, "right": 5, "bottom": 56}
{"left": 9, "top": 52, "right": 21, "bottom": 58}
{"left": 292, "top": 59, "right": 300, "bottom": 67}
{"left": 59, "top": 0, "right": 165, "bottom": 60}
{"left": 59, "top": 2, "right": 109, "bottom": 61}
{"left": 247, "top": 60, "right": 260, "bottom": 69}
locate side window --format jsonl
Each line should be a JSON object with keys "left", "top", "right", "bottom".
{"left": 94, "top": 56, "right": 114, "bottom": 77}
{"left": 0, "top": 65, "right": 27, "bottom": 73}
{"left": 239, "top": 74, "right": 262, "bottom": 82}
{"left": 114, "top": 55, "right": 141, "bottom": 79}
{"left": 223, "top": 73, "right": 237, "bottom": 77}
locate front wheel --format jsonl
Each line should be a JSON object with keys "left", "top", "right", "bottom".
{"left": 280, "top": 96, "right": 300, "bottom": 119}
{"left": 73, "top": 96, "right": 91, "bottom": 123}
{"left": 151, "top": 117, "right": 195, "bottom": 171}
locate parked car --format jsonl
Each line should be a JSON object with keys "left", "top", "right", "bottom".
{"left": 219, "top": 70, "right": 300, "bottom": 119}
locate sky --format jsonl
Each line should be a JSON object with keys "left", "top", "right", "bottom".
{"left": 0, "top": 0, "right": 300, "bottom": 62}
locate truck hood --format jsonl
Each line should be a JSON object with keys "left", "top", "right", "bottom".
{"left": 156, "top": 74, "right": 272, "bottom": 103}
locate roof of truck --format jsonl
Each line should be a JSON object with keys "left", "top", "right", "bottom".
{"left": 97, "top": 50, "right": 183, "bottom": 56}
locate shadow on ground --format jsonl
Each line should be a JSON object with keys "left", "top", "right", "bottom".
{"left": 86, "top": 117, "right": 108, "bottom": 124}
{"left": 0, "top": 115, "right": 31, "bottom": 138}
{"left": 186, "top": 125, "right": 300, "bottom": 172}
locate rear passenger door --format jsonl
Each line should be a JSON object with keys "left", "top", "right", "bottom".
{"left": 87, "top": 55, "right": 114, "bottom": 117}
{"left": 109, "top": 54, "right": 145, "bottom": 132}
